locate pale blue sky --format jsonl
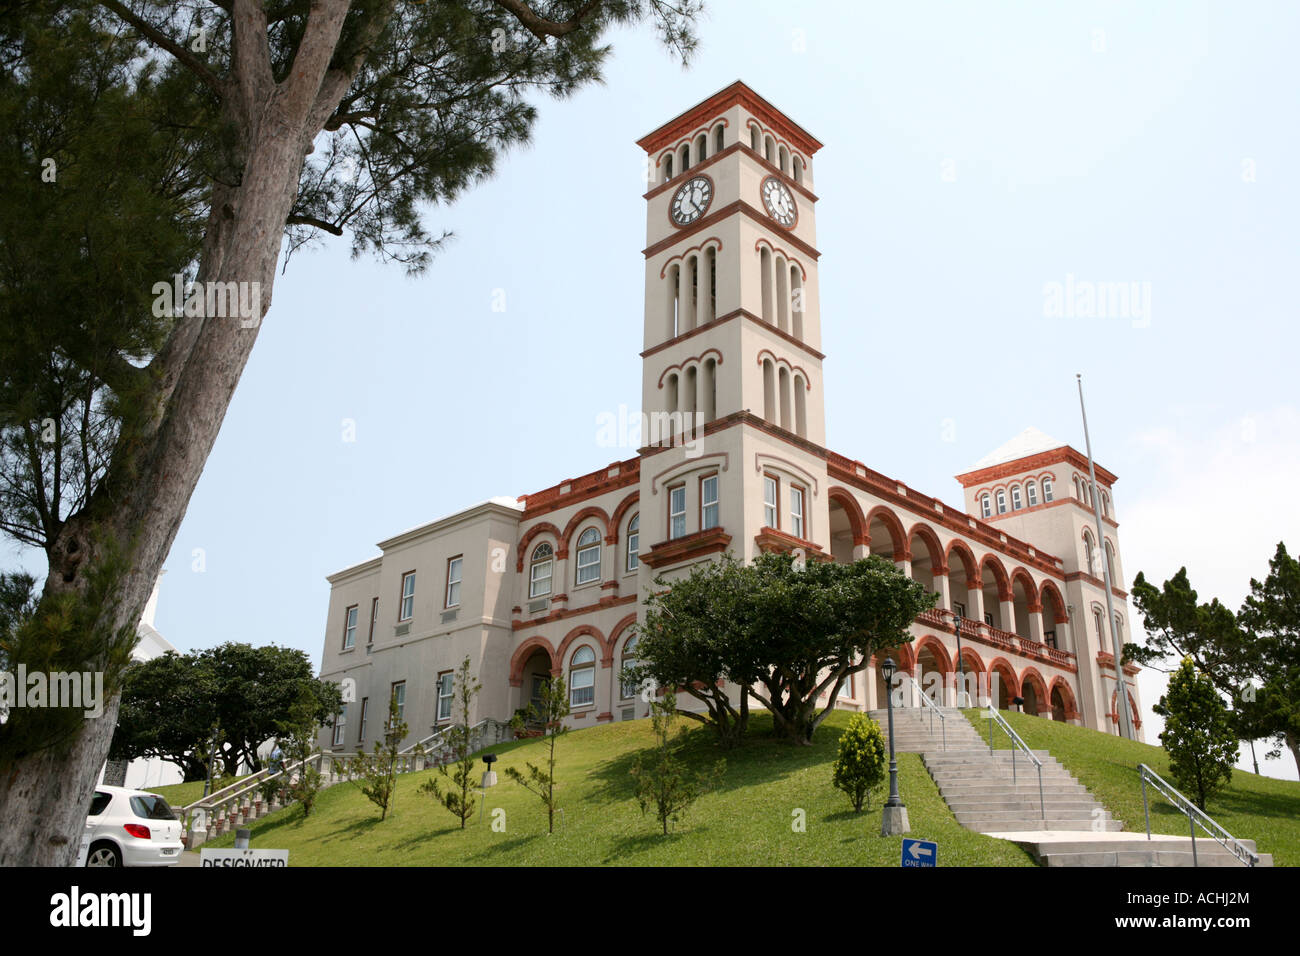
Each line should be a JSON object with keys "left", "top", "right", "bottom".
{"left": 11, "top": 1, "right": 1300, "bottom": 777}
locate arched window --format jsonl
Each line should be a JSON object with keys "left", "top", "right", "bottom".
{"left": 1104, "top": 540, "right": 1116, "bottom": 584}
{"left": 1042, "top": 477, "right": 1054, "bottom": 502}
{"left": 664, "top": 153, "right": 673, "bottom": 180}
{"left": 996, "top": 490, "right": 1007, "bottom": 515}
{"left": 980, "top": 494, "right": 992, "bottom": 519}
{"left": 681, "top": 143, "right": 690, "bottom": 171}
{"left": 750, "top": 125, "right": 760, "bottom": 152}
{"left": 715, "top": 124, "right": 725, "bottom": 153}
{"left": 570, "top": 646, "right": 596, "bottom": 707}
{"left": 1010, "top": 485, "right": 1023, "bottom": 510}
{"left": 1102, "top": 491, "right": 1111, "bottom": 518}
{"left": 1083, "top": 533, "right": 1095, "bottom": 576}
{"left": 695, "top": 132, "right": 707, "bottom": 162}
{"left": 626, "top": 514, "right": 639, "bottom": 572}
{"left": 529, "top": 543, "right": 553, "bottom": 598}
{"left": 1093, "top": 607, "right": 1104, "bottom": 640}
{"left": 1026, "top": 481, "right": 1038, "bottom": 507}
{"left": 620, "top": 636, "right": 638, "bottom": 699}
{"left": 792, "top": 156, "right": 803, "bottom": 184}
{"left": 575, "top": 527, "right": 601, "bottom": 585}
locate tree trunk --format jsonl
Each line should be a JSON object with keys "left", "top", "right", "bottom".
{"left": 0, "top": 34, "right": 338, "bottom": 863}
{"left": 1288, "top": 732, "right": 1299, "bottom": 779}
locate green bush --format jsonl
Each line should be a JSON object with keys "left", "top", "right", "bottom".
{"left": 831, "top": 713, "right": 888, "bottom": 812}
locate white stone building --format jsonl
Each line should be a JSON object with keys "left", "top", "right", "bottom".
{"left": 317, "top": 82, "right": 1143, "bottom": 754}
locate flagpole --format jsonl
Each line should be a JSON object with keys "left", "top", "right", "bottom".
{"left": 1077, "top": 374, "right": 1134, "bottom": 740}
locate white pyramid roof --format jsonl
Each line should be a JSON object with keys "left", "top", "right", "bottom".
{"left": 972, "top": 427, "right": 1066, "bottom": 470}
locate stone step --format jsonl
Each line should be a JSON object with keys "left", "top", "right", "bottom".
{"left": 961, "top": 819, "right": 1125, "bottom": 832}
{"left": 945, "top": 797, "right": 1102, "bottom": 811}
{"left": 1041, "top": 849, "right": 1272, "bottom": 867}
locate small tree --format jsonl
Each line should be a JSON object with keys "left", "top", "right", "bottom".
{"left": 350, "top": 694, "right": 408, "bottom": 821}
{"left": 421, "top": 657, "right": 482, "bottom": 829}
{"left": 1154, "top": 658, "right": 1238, "bottom": 811}
{"left": 629, "top": 691, "right": 724, "bottom": 835}
{"left": 267, "top": 721, "right": 324, "bottom": 819}
{"left": 831, "top": 713, "right": 888, "bottom": 812}
{"left": 506, "top": 675, "right": 570, "bottom": 834}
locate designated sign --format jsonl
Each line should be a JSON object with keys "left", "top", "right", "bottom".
{"left": 901, "top": 838, "right": 937, "bottom": 868}
{"left": 200, "top": 848, "right": 289, "bottom": 868}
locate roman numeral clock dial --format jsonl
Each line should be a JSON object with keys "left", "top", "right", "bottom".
{"left": 670, "top": 175, "right": 713, "bottom": 226}
{"left": 761, "top": 176, "right": 797, "bottom": 228}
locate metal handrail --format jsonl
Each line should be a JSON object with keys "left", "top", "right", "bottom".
{"left": 900, "top": 673, "right": 945, "bottom": 751}
{"left": 1138, "top": 764, "right": 1258, "bottom": 867}
{"left": 985, "top": 706, "right": 1045, "bottom": 821}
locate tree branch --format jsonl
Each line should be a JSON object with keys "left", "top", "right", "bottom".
{"left": 286, "top": 214, "right": 344, "bottom": 235}
{"left": 491, "top": 0, "right": 603, "bottom": 40}
{"left": 98, "top": 0, "right": 224, "bottom": 99}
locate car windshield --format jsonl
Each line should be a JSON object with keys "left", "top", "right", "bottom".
{"left": 129, "top": 795, "right": 176, "bottom": 821}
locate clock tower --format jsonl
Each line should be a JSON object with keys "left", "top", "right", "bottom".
{"left": 634, "top": 82, "right": 832, "bottom": 577}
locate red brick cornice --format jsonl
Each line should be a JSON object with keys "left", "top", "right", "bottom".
{"left": 642, "top": 528, "right": 733, "bottom": 569}
{"left": 955, "top": 447, "right": 1118, "bottom": 488}
{"left": 636, "top": 81, "right": 823, "bottom": 158}
{"left": 754, "top": 527, "right": 831, "bottom": 561}
{"left": 511, "top": 594, "right": 636, "bottom": 631}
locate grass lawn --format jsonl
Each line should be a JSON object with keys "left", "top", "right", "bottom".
{"left": 207, "top": 710, "right": 1034, "bottom": 866}
{"left": 962, "top": 708, "right": 1300, "bottom": 866}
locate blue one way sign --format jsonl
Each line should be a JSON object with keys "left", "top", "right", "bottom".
{"left": 901, "top": 838, "right": 937, "bottom": 867}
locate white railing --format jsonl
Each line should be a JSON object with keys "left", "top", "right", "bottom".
{"left": 1138, "top": 763, "right": 1259, "bottom": 867}
{"left": 900, "top": 673, "right": 946, "bottom": 750}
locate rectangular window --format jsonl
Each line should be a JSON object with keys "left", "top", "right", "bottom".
{"left": 954, "top": 601, "right": 967, "bottom": 619}
{"left": 763, "top": 475, "right": 778, "bottom": 528}
{"left": 996, "top": 491, "right": 1007, "bottom": 515}
{"left": 333, "top": 704, "right": 346, "bottom": 746}
{"left": 437, "top": 671, "right": 454, "bottom": 722}
{"left": 1043, "top": 479, "right": 1054, "bottom": 502}
{"left": 669, "top": 484, "right": 686, "bottom": 539}
{"left": 358, "top": 698, "right": 369, "bottom": 743}
{"left": 390, "top": 681, "right": 406, "bottom": 727}
{"left": 701, "top": 474, "right": 719, "bottom": 530}
{"left": 1026, "top": 483, "right": 1038, "bottom": 507}
{"left": 984, "top": 612, "right": 994, "bottom": 627}
{"left": 570, "top": 667, "right": 595, "bottom": 707}
{"left": 529, "top": 555, "right": 552, "bottom": 598}
{"left": 838, "top": 675, "right": 853, "bottom": 699}
{"left": 342, "top": 605, "right": 358, "bottom": 650}
{"left": 790, "top": 485, "right": 805, "bottom": 539}
{"left": 399, "top": 572, "right": 416, "bottom": 622}
{"left": 445, "top": 556, "right": 462, "bottom": 608}
{"left": 1043, "top": 630, "right": 1056, "bottom": 649}
{"left": 368, "top": 597, "right": 379, "bottom": 644}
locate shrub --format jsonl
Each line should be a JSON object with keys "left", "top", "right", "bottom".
{"left": 831, "top": 713, "right": 888, "bottom": 812}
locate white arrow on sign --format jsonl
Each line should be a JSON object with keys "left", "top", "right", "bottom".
{"left": 907, "top": 842, "right": 934, "bottom": 861}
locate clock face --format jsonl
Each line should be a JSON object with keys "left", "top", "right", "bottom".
{"left": 670, "top": 176, "right": 713, "bottom": 226}
{"left": 761, "top": 176, "right": 797, "bottom": 228}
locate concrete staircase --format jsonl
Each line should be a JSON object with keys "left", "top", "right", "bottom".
{"left": 868, "top": 705, "right": 1270, "bottom": 866}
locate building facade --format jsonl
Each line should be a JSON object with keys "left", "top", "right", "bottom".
{"left": 317, "top": 82, "right": 1142, "bottom": 755}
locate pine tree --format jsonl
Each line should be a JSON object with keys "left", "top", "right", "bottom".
{"left": 1154, "top": 658, "right": 1238, "bottom": 811}
{"left": 831, "top": 713, "right": 888, "bottom": 812}
{"left": 350, "top": 694, "right": 409, "bottom": 821}
{"left": 505, "top": 675, "right": 569, "bottom": 834}
{"left": 629, "top": 691, "right": 724, "bottom": 835}
{"left": 421, "top": 657, "right": 482, "bottom": 829}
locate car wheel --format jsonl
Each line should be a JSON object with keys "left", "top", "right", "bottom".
{"left": 86, "top": 842, "right": 122, "bottom": 867}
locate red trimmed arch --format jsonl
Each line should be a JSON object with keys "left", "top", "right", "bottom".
{"left": 1020, "top": 667, "right": 1049, "bottom": 707}
{"left": 1009, "top": 567, "right": 1039, "bottom": 607}
{"left": 865, "top": 505, "right": 908, "bottom": 560}
{"left": 954, "top": 645, "right": 986, "bottom": 681}
{"left": 562, "top": 506, "right": 612, "bottom": 555}
{"left": 606, "top": 614, "right": 638, "bottom": 667}
{"left": 556, "top": 624, "right": 606, "bottom": 667}
{"left": 828, "top": 487, "right": 867, "bottom": 546}
{"left": 906, "top": 523, "right": 948, "bottom": 574}
{"left": 945, "top": 540, "right": 978, "bottom": 581}
{"left": 989, "top": 657, "right": 1021, "bottom": 698}
{"left": 979, "top": 553, "right": 1013, "bottom": 602}
{"left": 608, "top": 492, "right": 640, "bottom": 544}
{"left": 509, "top": 636, "right": 557, "bottom": 686}
{"left": 1048, "top": 676, "right": 1079, "bottom": 721}
{"left": 1110, "top": 688, "right": 1142, "bottom": 729}
{"left": 516, "top": 522, "right": 562, "bottom": 572}
{"left": 912, "top": 634, "right": 952, "bottom": 678}
{"left": 1039, "top": 580, "right": 1067, "bottom": 618}
{"left": 871, "top": 642, "right": 916, "bottom": 676}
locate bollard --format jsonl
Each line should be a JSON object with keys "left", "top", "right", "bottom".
{"left": 235, "top": 828, "right": 251, "bottom": 850}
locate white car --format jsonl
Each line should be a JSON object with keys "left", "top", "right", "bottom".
{"left": 82, "top": 785, "right": 183, "bottom": 867}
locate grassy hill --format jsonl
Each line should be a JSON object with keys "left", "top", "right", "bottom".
{"left": 964, "top": 708, "right": 1300, "bottom": 866}
{"left": 206, "top": 710, "right": 1034, "bottom": 866}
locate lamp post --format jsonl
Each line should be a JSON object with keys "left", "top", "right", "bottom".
{"left": 879, "top": 657, "right": 910, "bottom": 836}
{"left": 953, "top": 608, "right": 966, "bottom": 709}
